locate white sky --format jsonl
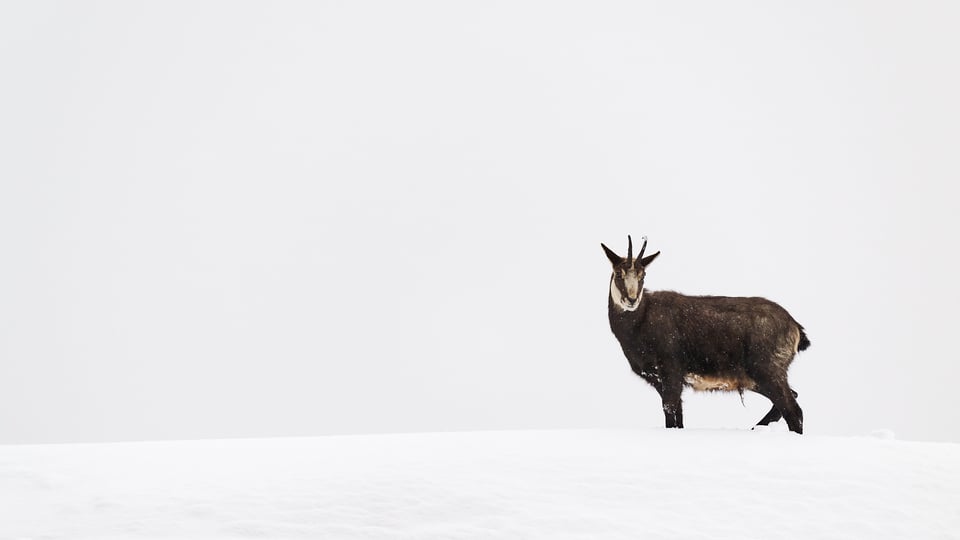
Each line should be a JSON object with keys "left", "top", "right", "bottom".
{"left": 1, "top": 1, "right": 958, "bottom": 443}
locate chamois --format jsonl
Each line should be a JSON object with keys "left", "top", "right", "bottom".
{"left": 602, "top": 236, "right": 810, "bottom": 434}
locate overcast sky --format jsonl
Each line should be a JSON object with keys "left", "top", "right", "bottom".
{"left": 2, "top": 1, "right": 958, "bottom": 443}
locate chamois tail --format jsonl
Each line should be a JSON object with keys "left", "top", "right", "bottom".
{"left": 797, "top": 326, "right": 811, "bottom": 351}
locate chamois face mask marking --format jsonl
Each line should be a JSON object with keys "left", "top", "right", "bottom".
{"left": 611, "top": 265, "right": 643, "bottom": 312}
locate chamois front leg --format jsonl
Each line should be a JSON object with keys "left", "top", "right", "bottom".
{"left": 659, "top": 377, "right": 684, "bottom": 429}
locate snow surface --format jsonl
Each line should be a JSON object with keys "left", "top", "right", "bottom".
{"left": 1, "top": 429, "right": 958, "bottom": 539}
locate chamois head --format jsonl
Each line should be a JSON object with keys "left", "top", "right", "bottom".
{"left": 601, "top": 235, "right": 660, "bottom": 312}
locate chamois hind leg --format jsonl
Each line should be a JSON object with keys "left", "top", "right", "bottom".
{"left": 779, "top": 391, "right": 803, "bottom": 434}
{"left": 762, "top": 385, "right": 802, "bottom": 434}
{"left": 749, "top": 340, "right": 802, "bottom": 433}
{"left": 752, "top": 389, "right": 798, "bottom": 428}
{"left": 754, "top": 403, "right": 783, "bottom": 427}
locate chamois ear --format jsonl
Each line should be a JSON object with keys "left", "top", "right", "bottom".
{"left": 640, "top": 251, "right": 660, "bottom": 267}
{"left": 601, "top": 243, "right": 624, "bottom": 266}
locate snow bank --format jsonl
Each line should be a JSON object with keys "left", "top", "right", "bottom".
{"left": 1, "top": 429, "right": 957, "bottom": 539}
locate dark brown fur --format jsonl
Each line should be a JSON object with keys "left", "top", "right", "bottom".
{"left": 603, "top": 238, "right": 809, "bottom": 433}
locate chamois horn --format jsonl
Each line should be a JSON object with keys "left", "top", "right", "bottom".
{"left": 637, "top": 236, "right": 648, "bottom": 261}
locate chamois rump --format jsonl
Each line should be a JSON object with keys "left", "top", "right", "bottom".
{"left": 602, "top": 236, "right": 809, "bottom": 434}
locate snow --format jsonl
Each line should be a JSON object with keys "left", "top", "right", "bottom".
{"left": 2, "top": 429, "right": 958, "bottom": 539}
